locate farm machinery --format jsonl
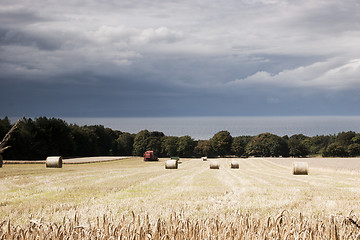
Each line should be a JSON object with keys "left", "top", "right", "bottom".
{"left": 143, "top": 151, "right": 158, "bottom": 161}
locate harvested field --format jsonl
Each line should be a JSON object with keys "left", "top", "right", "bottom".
{"left": 1, "top": 157, "right": 360, "bottom": 238}
{"left": 266, "top": 157, "right": 360, "bottom": 172}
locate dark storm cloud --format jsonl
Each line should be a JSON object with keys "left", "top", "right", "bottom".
{"left": 2, "top": 75, "right": 357, "bottom": 117}
{"left": 0, "top": 0, "right": 360, "bottom": 117}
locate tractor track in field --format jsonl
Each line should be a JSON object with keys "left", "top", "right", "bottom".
{"left": 260, "top": 158, "right": 360, "bottom": 188}
{"left": 237, "top": 158, "right": 344, "bottom": 187}
{"left": 221, "top": 158, "right": 306, "bottom": 187}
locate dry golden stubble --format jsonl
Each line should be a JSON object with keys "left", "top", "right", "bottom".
{"left": 1, "top": 211, "right": 360, "bottom": 239}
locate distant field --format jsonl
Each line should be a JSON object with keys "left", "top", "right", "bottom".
{"left": 266, "top": 157, "right": 360, "bottom": 172}
{"left": 1, "top": 157, "right": 360, "bottom": 238}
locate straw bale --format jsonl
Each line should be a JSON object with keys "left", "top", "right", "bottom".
{"left": 46, "top": 156, "right": 63, "bottom": 168}
{"left": 165, "top": 159, "right": 178, "bottom": 169}
{"left": 231, "top": 161, "right": 239, "bottom": 169}
{"left": 293, "top": 161, "right": 308, "bottom": 175}
{"left": 202, "top": 157, "right": 207, "bottom": 161}
{"left": 210, "top": 160, "right": 220, "bottom": 169}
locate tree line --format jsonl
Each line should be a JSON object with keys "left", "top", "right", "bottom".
{"left": 0, "top": 117, "right": 359, "bottom": 160}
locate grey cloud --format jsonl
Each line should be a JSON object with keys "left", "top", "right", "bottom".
{"left": 0, "top": 7, "right": 51, "bottom": 26}
{"left": 1, "top": 0, "right": 360, "bottom": 117}
{"left": 287, "top": 0, "right": 360, "bottom": 34}
{"left": 0, "top": 28, "right": 62, "bottom": 51}
{"left": 1, "top": 73, "right": 358, "bottom": 117}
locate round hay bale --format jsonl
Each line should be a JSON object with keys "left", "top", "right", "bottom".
{"left": 46, "top": 156, "right": 63, "bottom": 168}
{"left": 202, "top": 157, "right": 207, "bottom": 161}
{"left": 231, "top": 161, "right": 239, "bottom": 169}
{"left": 0, "top": 155, "right": 2, "bottom": 168}
{"left": 210, "top": 160, "right": 219, "bottom": 169}
{"left": 293, "top": 161, "right": 308, "bottom": 175}
{"left": 165, "top": 159, "right": 178, "bottom": 169}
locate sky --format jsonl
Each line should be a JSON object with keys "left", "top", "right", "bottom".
{"left": 0, "top": 0, "right": 360, "bottom": 117}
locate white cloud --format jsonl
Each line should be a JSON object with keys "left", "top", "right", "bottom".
{"left": 138, "top": 27, "right": 183, "bottom": 44}
{"left": 228, "top": 58, "right": 360, "bottom": 91}
{"left": 314, "top": 59, "right": 360, "bottom": 90}
{"left": 92, "top": 25, "right": 138, "bottom": 47}
{"left": 93, "top": 25, "right": 183, "bottom": 45}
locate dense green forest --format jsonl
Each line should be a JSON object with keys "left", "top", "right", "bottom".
{"left": 0, "top": 117, "right": 360, "bottom": 160}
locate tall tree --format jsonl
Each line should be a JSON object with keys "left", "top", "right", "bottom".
{"left": 323, "top": 143, "right": 348, "bottom": 157}
{"left": 246, "top": 133, "right": 288, "bottom": 157}
{"left": 337, "top": 131, "right": 356, "bottom": 146}
{"left": 177, "top": 135, "right": 195, "bottom": 157}
{"left": 210, "top": 131, "right": 233, "bottom": 156}
{"left": 307, "top": 135, "right": 333, "bottom": 155}
{"left": 161, "top": 136, "right": 179, "bottom": 157}
{"left": 133, "top": 130, "right": 164, "bottom": 156}
{"left": 288, "top": 134, "right": 310, "bottom": 157}
{"left": 347, "top": 143, "right": 360, "bottom": 157}
{"left": 232, "top": 136, "right": 250, "bottom": 157}
{"left": 133, "top": 130, "right": 151, "bottom": 156}
{"left": 194, "top": 140, "right": 214, "bottom": 157}
{"left": 116, "top": 132, "right": 135, "bottom": 156}
{"left": 31, "top": 117, "right": 75, "bottom": 158}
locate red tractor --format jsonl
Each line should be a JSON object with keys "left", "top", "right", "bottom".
{"left": 143, "top": 151, "right": 158, "bottom": 161}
